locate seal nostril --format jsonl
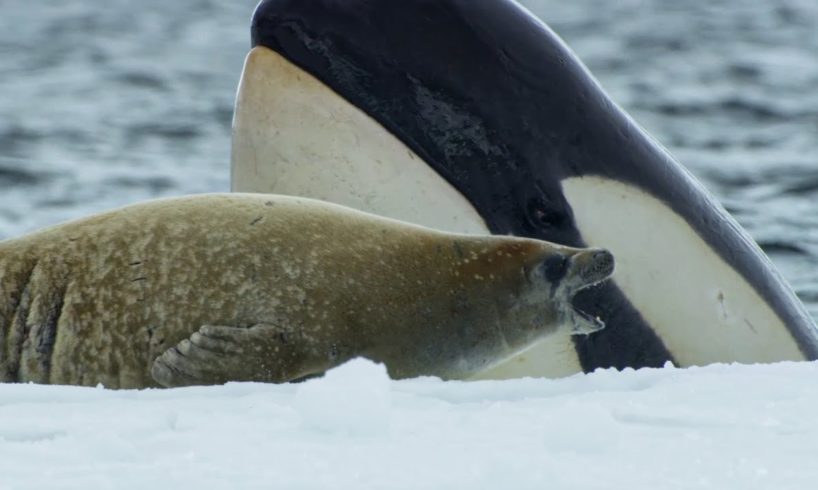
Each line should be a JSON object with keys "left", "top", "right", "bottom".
{"left": 592, "top": 250, "right": 614, "bottom": 274}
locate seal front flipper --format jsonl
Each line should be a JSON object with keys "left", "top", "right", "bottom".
{"left": 150, "top": 324, "right": 330, "bottom": 387}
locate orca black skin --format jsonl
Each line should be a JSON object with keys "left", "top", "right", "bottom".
{"left": 249, "top": 0, "right": 818, "bottom": 369}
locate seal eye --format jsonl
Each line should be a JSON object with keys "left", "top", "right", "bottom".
{"left": 542, "top": 255, "right": 570, "bottom": 282}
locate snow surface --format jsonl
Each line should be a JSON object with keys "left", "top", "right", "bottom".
{"left": 1, "top": 358, "right": 815, "bottom": 490}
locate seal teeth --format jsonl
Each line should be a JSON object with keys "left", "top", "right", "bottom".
{"left": 567, "top": 276, "right": 610, "bottom": 334}
{"left": 575, "top": 306, "right": 606, "bottom": 331}
{"left": 572, "top": 277, "right": 607, "bottom": 295}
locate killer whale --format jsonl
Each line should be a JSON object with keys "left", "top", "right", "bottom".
{"left": 231, "top": 0, "right": 818, "bottom": 376}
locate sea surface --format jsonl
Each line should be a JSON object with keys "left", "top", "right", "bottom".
{"left": 2, "top": 0, "right": 817, "bottom": 317}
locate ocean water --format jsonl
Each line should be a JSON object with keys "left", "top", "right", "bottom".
{"left": 1, "top": 0, "right": 817, "bottom": 316}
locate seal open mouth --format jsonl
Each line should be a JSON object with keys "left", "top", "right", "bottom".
{"left": 566, "top": 249, "right": 615, "bottom": 335}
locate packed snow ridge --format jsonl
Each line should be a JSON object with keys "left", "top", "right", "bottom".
{"left": 1, "top": 359, "right": 815, "bottom": 490}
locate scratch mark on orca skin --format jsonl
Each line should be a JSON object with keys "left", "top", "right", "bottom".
{"left": 717, "top": 291, "right": 728, "bottom": 320}
{"left": 250, "top": 216, "right": 264, "bottom": 226}
{"left": 744, "top": 318, "right": 759, "bottom": 334}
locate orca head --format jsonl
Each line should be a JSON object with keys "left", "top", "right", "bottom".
{"left": 232, "top": 0, "right": 818, "bottom": 375}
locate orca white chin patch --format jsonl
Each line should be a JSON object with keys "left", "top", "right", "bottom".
{"left": 231, "top": 46, "right": 488, "bottom": 234}
{"left": 467, "top": 336, "right": 583, "bottom": 380}
{"left": 562, "top": 176, "right": 805, "bottom": 365}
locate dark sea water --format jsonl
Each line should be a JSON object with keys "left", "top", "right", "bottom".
{"left": 2, "top": 0, "right": 817, "bottom": 317}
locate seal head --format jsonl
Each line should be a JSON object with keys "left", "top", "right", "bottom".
{"left": 529, "top": 248, "right": 615, "bottom": 336}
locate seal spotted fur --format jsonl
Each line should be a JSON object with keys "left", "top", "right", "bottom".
{"left": 0, "top": 194, "right": 613, "bottom": 388}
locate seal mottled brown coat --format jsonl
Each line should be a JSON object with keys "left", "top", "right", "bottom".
{"left": 0, "top": 194, "right": 612, "bottom": 388}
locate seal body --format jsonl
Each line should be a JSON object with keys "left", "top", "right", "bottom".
{"left": 232, "top": 0, "right": 818, "bottom": 376}
{"left": 0, "top": 194, "right": 612, "bottom": 388}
